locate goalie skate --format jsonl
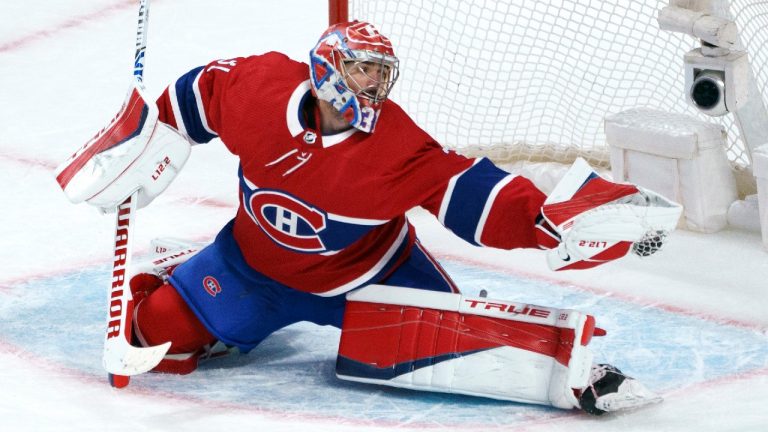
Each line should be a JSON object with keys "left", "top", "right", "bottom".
{"left": 578, "top": 364, "right": 663, "bottom": 415}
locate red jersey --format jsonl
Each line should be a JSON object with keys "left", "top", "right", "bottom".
{"left": 157, "top": 53, "right": 545, "bottom": 296}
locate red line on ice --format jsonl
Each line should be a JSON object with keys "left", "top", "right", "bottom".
{"left": 0, "top": 259, "right": 103, "bottom": 294}
{"left": 432, "top": 251, "right": 767, "bottom": 332}
{"left": 0, "top": 338, "right": 544, "bottom": 431}
{"left": 0, "top": 151, "right": 235, "bottom": 221}
{"left": 0, "top": 1, "right": 140, "bottom": 53}
{"left": 173, "top": 196, "right": 237, "bottom": 209}
{"left": 666, "top": 365, "right": 768, "bottom": 397}
{"left": 0, "top": 234, "right": 217, "bottom": 294}
{"left": 1, "top": 251, "right": 766, "bottom": 429}
{"left": 0, "top": 153, "right": 58, "bottom": 171}
{"left": 3, "top": 319, "right": 765, "bottom": 431}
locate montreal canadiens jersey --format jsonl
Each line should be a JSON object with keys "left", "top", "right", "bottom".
{"left": 156, "top": 52, "right": 546, "bottom": 296}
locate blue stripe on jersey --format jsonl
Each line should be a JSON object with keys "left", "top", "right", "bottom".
{"left": 323, "top": 217, "right": 381, "bottom": 251}
{"left": 443, "top": 158, "right": 510, "bottom": 246}
{"left": 380, "top": 241, "right": 458, "bottom": 293}
{"left": 175, "top": 66, "right": 218, "bottom": 144}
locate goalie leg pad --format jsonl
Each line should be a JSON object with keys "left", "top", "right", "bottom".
{"left": 337, "top": 285, "right": 599, "bottom": 409}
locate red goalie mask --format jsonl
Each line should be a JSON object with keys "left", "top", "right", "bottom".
{"left": 309, "top": 21, "right": 400, "bottom": 133}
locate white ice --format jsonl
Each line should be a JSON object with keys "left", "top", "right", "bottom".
{"left": 1, "top": 1, "right": 767, "bottom": 431}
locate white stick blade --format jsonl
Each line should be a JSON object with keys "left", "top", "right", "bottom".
{"left": 103, "top": 339, "right": 171, "bottom": 376}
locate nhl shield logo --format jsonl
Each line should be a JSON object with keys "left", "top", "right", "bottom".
{"left": 203, "top": 276, "right": 222, "bottom": 297}
{"left": 303, "top": 130, "right": 317, "bottom": 144}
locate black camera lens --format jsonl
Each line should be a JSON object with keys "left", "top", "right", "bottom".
{"left": 692, "top": 77, "right": 721, "bottom": 109}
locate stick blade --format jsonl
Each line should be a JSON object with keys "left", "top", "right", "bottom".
{"left": 103, "top": 339, "right": 172, "bottom": 376}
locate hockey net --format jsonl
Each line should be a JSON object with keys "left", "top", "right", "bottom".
{"left": 336, "top": 0, "right": 768, "bottom": 187}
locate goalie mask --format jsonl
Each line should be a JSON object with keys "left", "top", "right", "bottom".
{"left": 309, "top": 21, "right": 399, "bottom": 133}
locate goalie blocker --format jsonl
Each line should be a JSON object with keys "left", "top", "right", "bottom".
{"left": 336, "top": 285, "right": 601, "bottom": 410}
{"left": 55, "top": 80, "right": 190, "bottom": 212}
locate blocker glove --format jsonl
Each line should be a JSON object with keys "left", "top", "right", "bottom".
{"left": 55, "top": 80, "right": 191, "bottom": 212}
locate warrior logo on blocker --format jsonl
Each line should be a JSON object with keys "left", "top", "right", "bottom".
{"left": 244, "top": 189, "right": 328, "bottom": 253}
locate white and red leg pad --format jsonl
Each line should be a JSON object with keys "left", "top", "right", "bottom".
{"left": 337, "top": 285, "right": 602, "bottom": 409}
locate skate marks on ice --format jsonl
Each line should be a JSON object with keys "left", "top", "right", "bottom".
{"left": 1, "top": 260, "right": 767, "bottom": 428}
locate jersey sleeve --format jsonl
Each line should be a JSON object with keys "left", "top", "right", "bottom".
{"left": 378, "top": 103, "right": 547, "bottom": 250}
{"left": 156, "top": 58, "right": 244, "bottom": 146}
{"left": 420, "top": 156, "right": 547, "bottom": 250}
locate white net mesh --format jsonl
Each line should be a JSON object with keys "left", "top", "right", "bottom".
{"left": 347, "top": 0, "right": 768, "bottom": 173}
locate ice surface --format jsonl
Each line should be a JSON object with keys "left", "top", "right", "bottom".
{"left": 1, "top": 1, "right": 767, "bottom": 431}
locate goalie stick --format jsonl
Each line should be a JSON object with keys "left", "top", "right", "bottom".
{"left": 104, "top": 0, "right": 171, "bottom": 388}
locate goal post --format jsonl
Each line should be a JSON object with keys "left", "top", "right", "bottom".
{"left": 329, "top": 0, "right": 768, "bottom": 184}
{"left": 329, "top": 0, "right": 348, "bottom": 26}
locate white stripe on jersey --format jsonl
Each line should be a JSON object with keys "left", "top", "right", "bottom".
{"left": 241, "top": 173, "right": 388, "bottom": 226}
{"left": 437, "top": 158, "right": 482, "bottom": 225}
{"left": 284, "top": 80, "right": 356, "bottom": 148}
{"left": 316, "top": 222, "right": 409, "bottom": 297}
{"left": 192, "top": 70, "right": 216, "bottom": 137}
{"left": 286, "top": 80, "right": 309, "bottom": 137}
{"left": 328, "top": 213, "right": 389, "bottom": 226}
{"left": 474, "top": 174, "right": 515, "bottom": 246}
{"left": 242, "top": 175, "right": 258, "bottom": 190}
{"left": 168, "top": 79, "right": 190, "bottom": 141}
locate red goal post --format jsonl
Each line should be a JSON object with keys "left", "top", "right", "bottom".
{"left": 327, "top": 0, "right": 768, "bottom": 196}
{"left": 329, "top": 0, "right": 348, "bottom": 25}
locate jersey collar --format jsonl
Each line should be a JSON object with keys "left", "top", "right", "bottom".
{"left": 286, "top": 80, "right": 356, "bottom": 148}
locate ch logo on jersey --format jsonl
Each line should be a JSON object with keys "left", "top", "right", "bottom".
{"left": 246, "top": 190, "right": 328, "bottom": 253}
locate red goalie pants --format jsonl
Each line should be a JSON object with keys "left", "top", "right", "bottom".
{"left": 134, "top": 282, "right": 216, "bottom": 354}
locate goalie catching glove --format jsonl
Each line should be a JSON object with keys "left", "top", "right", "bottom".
{"left": 538, "top": 158, "right": 682, "bottom": 271}
{"left": 55, "top": 80, "right": 191, "bottom": 212}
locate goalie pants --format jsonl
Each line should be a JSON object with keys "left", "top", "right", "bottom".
{"left": 138, "top": 220, "right": 459, "bottom": 354}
